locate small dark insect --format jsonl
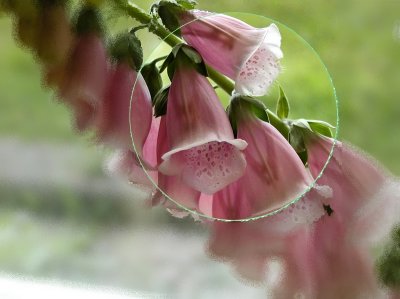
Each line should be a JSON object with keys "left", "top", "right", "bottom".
{"left": 323, "top": 204, "right": 334, "bottom": 216}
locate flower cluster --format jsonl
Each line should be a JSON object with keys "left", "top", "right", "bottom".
{"left": 3, "top": 0, "right": 400, "bottom": 297}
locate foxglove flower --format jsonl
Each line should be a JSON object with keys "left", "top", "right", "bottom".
{"left": 212, "top": 100, "right": 321, "bottom": 219}
{"left": 59, "top": 33, "right": 108, "bottom": 111}
{"left": 107, "top": 117, "right": 160, "bottom": 191}
{"left": 57, "top": 7, "right": 109, "bottom": 131}
{"left": 94, "top": 63, "right": 153, "bottom": 151}
{"left": 179, "top": 10, "right": 283, "bottom": 96}
{"left": 207, "top": 100, "right": 326, "bottom": 282}
{"left": 158, "top": 59, "right": 247, "bottom": 195}
{"left": 298, "top": 134, "right": 400, "bottom": 297}
{"left": 37, "top": 3, "right": 75, "bottom": 66}
{"left": 209, "top": 188, "right": 327, "bottom": 282}
{"left": 155, "top": 117, "right": 202, "bottom": 216}
{"left": 307, "top": 135, "right": 386, "bottom": 215}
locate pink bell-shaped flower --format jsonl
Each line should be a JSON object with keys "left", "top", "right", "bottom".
{"left": 306, "top": 134, "right": 387, "bottom": 223}
{"left": 212, "top": 98, "right": 320, "bottom": 218}
{"left": 60, "top": 33, "right": 109, "bottom": 108}
{"left": 106, "top": 117, "right": 161, "bottom": 192}
{"left": 57, "top": 7, "right": 109, "bottom": 131}
{"left": 179, "top": 10, "right": 283, "bottom": 96}
{"left": 94, "top": 62, "right": 153, "bottom": 152}
{"left": 158, "top": 57, "right": 247, "bottom": 195}
{"left": 154, "top": 117, "right": 202, "bottom": 217}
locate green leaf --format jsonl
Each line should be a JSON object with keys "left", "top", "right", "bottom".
{"left": 307, "top": 119, "right": 335, "bottom": 129}
{"left": 297, "top": 149, "right": 308, "bottom": 165}
{"left": 158, "top": 1, "right": 182, "bottom": 36}
{"left": 289, "top": 126, "right": 306, "bottom": 152}
{"left": 109, "top": 32, "right": 143, "bottom": 71}
{"left": 141, "top": 61, "right": 163, "bottom": 100}
{"left": 181, "top": 46, "right": 202, "bottom": 64}
{"left": 377, "top": 226, "right": 400, "bottom": 288}
{"left": 159, "top": 52, "right": 174, "bottom": 73}
{"left": 176, "top": 0, "right": 197, "bottom": 9}
{"left": 292, "top": 118, "right": 312, "bottom": 130}
{"left": 266, "top": 109, "right": 289, "bottom": 140}
{"left": 154, "top": 85, "right": 170, "bottom": 117}
{"left": 74, "top": 5, "right": 105, "bottom": 36}
{"left": 308, "top": 120, "right": 334, "bottom": 137}
{"left": 276, "top": 86, "right": 290, "bottom": 119}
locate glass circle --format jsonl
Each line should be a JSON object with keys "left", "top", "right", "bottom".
{"left": 130, "top": 12, "right": 339, "bottom": 222}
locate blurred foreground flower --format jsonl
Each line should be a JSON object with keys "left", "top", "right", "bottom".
{"left": 207, "top": 133, "right": 400, "bottom": 298}
{"left": 57, "top": 6, "right": 109, "bottom": 131}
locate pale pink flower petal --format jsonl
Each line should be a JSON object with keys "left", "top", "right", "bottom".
{"left": 306, "top": 135, "right": 387, "bottom": 222}
{"left": 60, "top": 34, "right": 109, "bottom": 106}
{"left": 159, "top": 64, "right": 247, "bottom": 194}
{"left": 155, "top": 117, "right": 201, "bottom": 214}
{"left": 106, "top": 116, "right": 160, "bottom": 190}
{"left": 180, "top": 10, "right": 282, "bottom": 96}
{"left": 212, "top": 115, "right": 320, "bottom": 219}
{"left": 94, "top": 63, "right": 153, "bottom": 152}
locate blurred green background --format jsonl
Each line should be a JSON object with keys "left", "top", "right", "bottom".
{"left": 0, "top": 0, "right": 399, "bottom": 297}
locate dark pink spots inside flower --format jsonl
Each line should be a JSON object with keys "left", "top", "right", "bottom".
{"left": 235, "top": 43, "right": 281, "bottom": 96}
{"left": 181, "top": 141, "right": 246, "bottom": 194}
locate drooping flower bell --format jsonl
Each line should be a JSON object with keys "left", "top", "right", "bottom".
{"left": 36, "top": 1, "right": 75, "bottom": 67}
{"left": 205, "top": 96, "right": 327, "bottom": 282}
{"left": 158, "top": 45, "right": 247, "bottom": 195}
{"left": 290, "top": 132, "right": 400, "bottom": 297}
{"left": 154, "top": 116, "right": 203, "bottom": 216}
{"left": 177, "top": 9, "right": 283, "bottom": 96}
{"left": 305, "top": 134, "right": 387, "bottom": 223}
{"left": 94, "top": 32, "right": 151, "bottom": 152}
{"left": 107, "top": 116, "right": 160, "bottom": 193}
{"left": 211, "top": 96, "right": 323, "bottom": 219}
{"left": 58, "top": 6, "right": 109, "bottom": 131}
{"left": 102, "top": 31, "right": 158, "bottom": 192}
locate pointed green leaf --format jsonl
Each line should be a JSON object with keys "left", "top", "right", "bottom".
{"left": 292, "top": 118, "right": 312, "bottom": 130}
{"left": 307, "top": 119, "right": 335, "bottom": 129}
{"left": 158, "top": 1, "right": 182, "bottom": 36}
{"left": 276, "top": 86, "right": 290, "bottom": 119}
{"left": 308, "top": 120, "right": 333, "bottom": 137}
{"left": 141, "top": 61, "right": 163, "bottom": 100}
{"left": 266, "top": 109, "right": 289, "bottom": 140}
{"left": 289, "top": 126, "right": 306, "bottom": 152}
{"left": 74, "top": 5, "right": 105, "bottom": 36}
{"left": 176, "top": 0, "right": 197, "bottom": 9}
{"left": 109, "top": 32, "right": 143, "bottom": 71}
{"left": 159, "top": 52, "right": 174, "bottom": 73}
{"left": 154, "top": 85, "right": 170, "bottom": 117}
{"left": 297, "top": 150, "right": 308, "bottom": 165}
{"left": 181, "top": 46, "right": 202, "bottom": 64}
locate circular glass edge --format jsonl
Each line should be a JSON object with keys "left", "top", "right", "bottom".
{"left": 129, "top": 11, "right": 340, "bottom": 223}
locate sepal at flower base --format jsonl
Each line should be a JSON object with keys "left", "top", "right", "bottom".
{"left": 161, "top": 44, "right": 208, "bottom": 80}
{"left": 109, "top": 31, "right": 143, "bottom": 71}
{"left": 140, "top": 60, "right": 163, "bottom": 100}
{"left": 156, "top": 0, "right": 198, "bottom": 36}
{"left": 153, "top": 85, "right": 170, "bottom": 117}
{"left": 276, "top": 86, "right": 290, "bottom": 119}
